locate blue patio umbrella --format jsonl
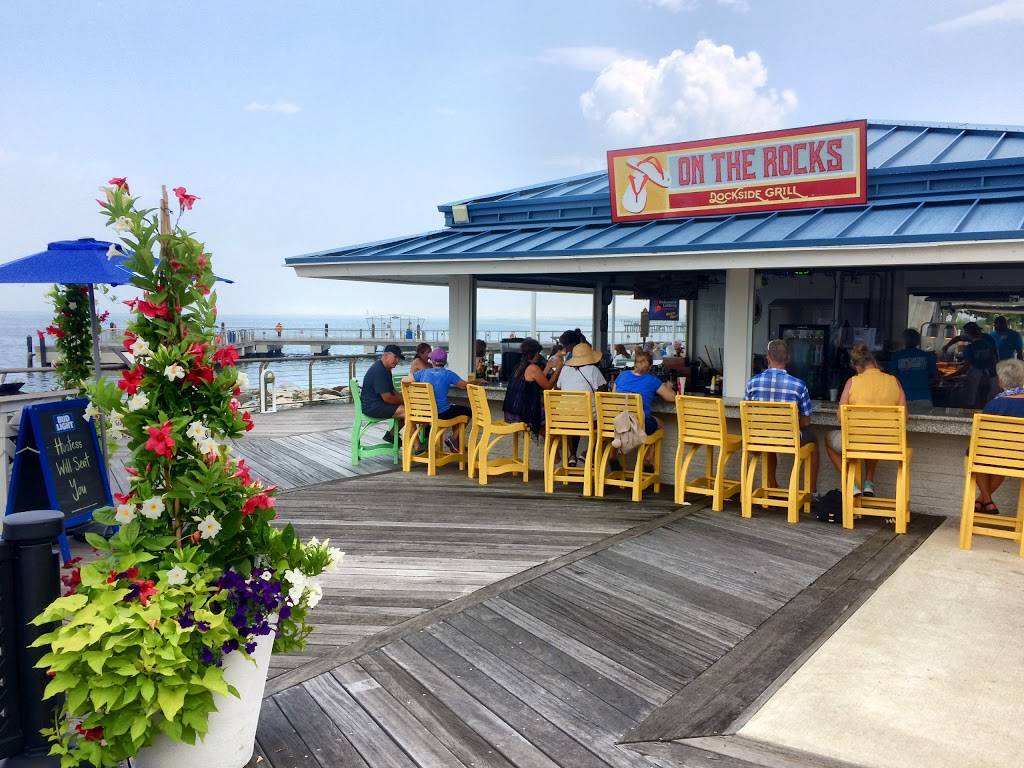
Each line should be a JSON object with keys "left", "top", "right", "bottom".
{"left": 0, "top": 237, "right": 234, "bottom": 478}
{"left": 0, "top": 237, "right": 233, "bottom": 380}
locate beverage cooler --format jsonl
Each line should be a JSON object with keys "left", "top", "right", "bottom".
{"left": 779, "top": 324, "right": 830, "bottom": 400}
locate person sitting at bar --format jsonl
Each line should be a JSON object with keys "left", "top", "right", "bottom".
{"left": 413, "top": 347, "right": 470, "bottom": 452}
{"left": 614, "top": 349, "right": 674, "bottom": 434}
{"left": 409, "top": 342, "right": 432, "bottom": 378}
{"left": 943, "top": 322, "right": 999, "bottom": 408}
{"left": 558, "top": 328, "right": 587, "bottom": 362}
{"left": 888, "top": 328, "right": 938, "bottom": 408}
{"left": 612, "top": 343, "right": 632, "bottom": 367}
{"left": 361, "top": 344, "right": 405, "bottom": 443}
{"left": 557, "top": 341, "right": 608, "bottom": 467}
{"left": 991, "top": 315, "right": 1023, "bottom": 361}
{"left": 474, "top": 339, "right": 487, "bottom": 379}
{"left": 743, "top": 339, "right": 820, "bottom": 497}
{"left": 503, "top": 338, "right": 560, "bottom": 435}
{"left": 973, "top": 358, "right": 1024, "bottom": 515}
{"left": 825, "top": 343, "right": 906, "bottom": 496}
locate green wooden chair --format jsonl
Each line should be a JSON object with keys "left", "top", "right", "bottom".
{"left": 350, "top": 377, "right": 400, "bottom": 465}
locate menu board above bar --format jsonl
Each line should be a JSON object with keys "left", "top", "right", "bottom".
{"left": 607, "top": 120, "right": 867, "bottom": 222}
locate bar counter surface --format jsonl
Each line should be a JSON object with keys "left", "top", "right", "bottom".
{"left": 454, "top": 385, "right": 997, "bottom": 517}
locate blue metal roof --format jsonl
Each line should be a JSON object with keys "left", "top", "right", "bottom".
{"left": 287, "top": 189, "right": 1024, "bottom": 266}
{"left": 287, "top": 120, "right": 1024, "bottom": 269}
{"left": 441, "top": 120, "right": 1024, "bottom": 210}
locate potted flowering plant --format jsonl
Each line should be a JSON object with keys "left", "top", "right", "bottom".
{"left": 31, "top": 181, "right": 340, "bottom": 768}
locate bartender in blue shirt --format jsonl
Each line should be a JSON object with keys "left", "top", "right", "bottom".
{"left": 888, "top": 329, "right": 938, "bottom": 406}
{"left": 991, "top": 316, "right": 1023, "bottom": 361}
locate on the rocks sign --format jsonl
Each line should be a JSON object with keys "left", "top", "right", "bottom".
{"left": 608, "top": 120, "right": 867, "bottom": 222}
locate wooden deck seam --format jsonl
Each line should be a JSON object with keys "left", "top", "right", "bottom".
{"left": 619, "top": 513, "right": 943, "bottom": 745}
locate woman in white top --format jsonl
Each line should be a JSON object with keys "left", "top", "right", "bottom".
{"left": 556, "top": 342, "right": 607, "bottom": 466}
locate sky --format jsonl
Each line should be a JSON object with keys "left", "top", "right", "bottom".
{"left": 1, "top": 0, "right": 1023, "bottom": 321}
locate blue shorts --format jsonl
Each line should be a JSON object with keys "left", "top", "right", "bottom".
{"left": 644, "top": 415, "right": 659, "bottom": 434}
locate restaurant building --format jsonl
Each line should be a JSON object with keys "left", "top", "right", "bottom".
{"left": 287, "top": 120, "right": 1024, "bottom": 515}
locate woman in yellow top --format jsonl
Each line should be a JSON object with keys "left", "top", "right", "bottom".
{"left": 825, "top": 343, "right": 906, "bottom": 496}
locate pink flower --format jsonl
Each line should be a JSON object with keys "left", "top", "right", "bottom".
{"left": 213, "top": 345, "right": 239, "bottom": 368}
{"left": 117, "top": 366, "right": 144, "bottom": 395}
{"left": 145, "top": 421, "right": 176, "bottom": 458}
{"left": 45, "top": 324, "right": 64, "bottom": 339}
{"left": 241, "top": 411, "right": 254, "bottom": 432}
{"left": 108, "top": 177, "right": 130, "bottom": 193}
{"left": 172, "top": 186, "right": 200, "bottom": 211}
{"left": 187, "top": 341, "right": 208, "bottom": 363}
{"left": 122, "top": 331, "right": 137, "bottom": 351}
{"left": 137, "top": 297, "right": 169, "bottom": 319}
{"left": 185, "top": 365, "right": 215, "bottom": 387}
{"left": 241, "top": 492, "right": 274, "bottom": 518}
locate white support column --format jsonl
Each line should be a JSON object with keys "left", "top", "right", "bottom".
{"left": 448, "top": 275, "right": 476, "bottom": 379}
{"left": 723, "top": 268, "right": 755, "bottom": 400}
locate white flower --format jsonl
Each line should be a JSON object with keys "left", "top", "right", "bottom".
{"left": 166, "top": 566, "right": 187, "bottom": 586}
{"left": 284, "top": 568, "right": 306, "bottom": 604}
{"left": 326, "top": 546, "right": 346, "bottom": 572}
{"left": 198, "top": 436, "right": 220, "bottom": 456}
{"left": 127, "top": 392, "right": 149, "bottom": 411}
{"left": 140, "top": 496, "right": 165, "bottom": 519}
{"left": 112, "top": 216, "right": 132, "bottom": 233}
{"left": 129, "top": 337, "right": 151, "bottom": 359}
{"left": 107, "top": 414, "right": 125, "bottom": 437}
{"left": 114, "top": 503, "right": 137, "bottom": 524}
{"left": 163, "top": 363, "right": 185, "bottom": 381}
{"left": 83, "top": 402, "right": 100, "bottom": 422}
{"left": 235, "top": 370, "right": 250, "bottom": 390}
{"left": 305, "top": 579, "right": 324, "bottom": 609}
{"left": 106, "top": 243, "right": 120, "bottom": 258}
{"left": 197, "top": 515, "right": 221, "bottom": 540}
{"left": 186, "top": 421, "right": 209, "bottom": 442}
{"left": 259, "top": 570, "right": 272, "bottom": 581}
{"left": 68, "top": 301, "right": 77, "bottom": 310}
{"left": 307, "top": 536, "right": 321, "bottom": 548}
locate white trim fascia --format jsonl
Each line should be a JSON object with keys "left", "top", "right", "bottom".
{"left": 289, "top": 239, "right": 1024, "bottom": 281}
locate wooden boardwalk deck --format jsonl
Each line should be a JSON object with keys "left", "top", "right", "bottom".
{"left": 108, "top": 403, "right": 396, "bottom": 496}
{"left": 256, "top": 491, "right": 941, "bottom": 768}
{"left": 266, "top": 470, "right": 679, "bottom": 682}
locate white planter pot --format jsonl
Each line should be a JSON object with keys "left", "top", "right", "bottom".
{"left": 134, "top": 630, "right": 273, "bottom": 768}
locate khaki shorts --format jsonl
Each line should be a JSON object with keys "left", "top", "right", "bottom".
{"left": 828, "top": 429, "right": 843, "bottom": 453}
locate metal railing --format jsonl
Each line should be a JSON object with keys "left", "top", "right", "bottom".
{"left": 249, "top": 354, "right": 380, "bottom": 405}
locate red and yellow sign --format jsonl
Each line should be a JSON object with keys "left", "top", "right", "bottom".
{"left": 607, "top": 120, "right": 867, "bottom": 222}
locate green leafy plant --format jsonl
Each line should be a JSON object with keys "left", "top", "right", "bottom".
{"left": 45, "top": 283, "right": 106, "bottom": 390}
{"left": 33, "top": 180, "right": 343, "bottom": 768}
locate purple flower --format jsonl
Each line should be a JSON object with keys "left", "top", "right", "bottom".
{"left": 199, "top": 646, "right": 216, "bottom": 665}
{"left": 244, "top": 641, "right": 257, "bottom": 654}
{"left": 279, "top": 604, "right": 292, "bottom": 620}
{"left": 196, "top": 620, "right": 211, "bottom": 632}
{"left": 221, "top": 638, "right": 239, "bottom": 655}
{"left": 178, "top": 603, "right": 196, "bottom": 629}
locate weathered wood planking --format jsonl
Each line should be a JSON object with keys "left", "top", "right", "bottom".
{"left": 257, "top": 504, "right": 911, "bottom": 768}
{"left": 267, "top": 470, "right": 679, "bottom": 681}
{"left": 106, "top": 402, "right": 395, "bottom": 495}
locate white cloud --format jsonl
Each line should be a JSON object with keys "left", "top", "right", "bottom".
{"left": 539, "top": 46, "right": 628, "bottom": 72}
{"left": 245, "top": 100, "right": 302, "bottom": 114}
{"left": 579, "top": 40, "right": 797, "bottom": 145}
{"left": 929, "top": 0, "right": 1024, "bottom": 31}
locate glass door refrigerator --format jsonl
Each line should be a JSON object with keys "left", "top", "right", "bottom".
{"left": 779, "top": 324, "right": 830, "bottom": 400}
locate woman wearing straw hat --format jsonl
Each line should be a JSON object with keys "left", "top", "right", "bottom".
{"left": 556, "top": 341, "right": 608, "bottom": 467}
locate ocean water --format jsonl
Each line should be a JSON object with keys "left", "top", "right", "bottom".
{"left": 2, "top": 310, "right": 674, "bottom": 394}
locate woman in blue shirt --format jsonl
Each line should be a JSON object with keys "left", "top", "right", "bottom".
{"left": 974, "top": 358, "right": 1024, "bottom": 515}
{"left": 612, "top": 350, "right": 675, "bottom": 433}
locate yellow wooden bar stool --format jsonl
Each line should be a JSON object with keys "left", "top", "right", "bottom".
{"left": 543, "top": 390, "right": 595, "bottom": 495}
{"left": 594, "top": 392, "right": 663, "bottom": 503}
{"left": 739, "top": 401, "right": 814, "bottom": 524}
{"left": 959, "top": 413, "right": 1024, "bottom": 557}
{"left": 467, "top": 383, "right": 529, "bottom": 485}
{"left": 400, "top": 381, "right": 468, "bottom": 476}
{"left": 839, "top": 405, "right": 912, "bottom": 534}
{"left": 674, "top": 395, "right": 742, "bottom": 511}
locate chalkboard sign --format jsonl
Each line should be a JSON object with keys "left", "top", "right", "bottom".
{"left": 5, "top": 399, "right": 111, "bottom": 535}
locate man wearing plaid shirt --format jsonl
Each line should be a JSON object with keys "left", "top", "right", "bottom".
{"left": 744, "top": 339, "right": 819, "bottom": 496}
